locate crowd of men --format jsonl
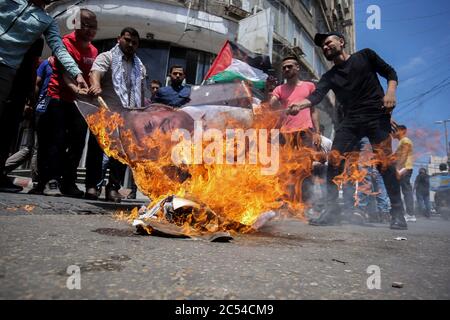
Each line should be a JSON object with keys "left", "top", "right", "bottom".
{"left": 0, "top": 1, "right": 442, "bottom": 231}
{"left": 0, "top": 3, "right": 190, "bottom": 203}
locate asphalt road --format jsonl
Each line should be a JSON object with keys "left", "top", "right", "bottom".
{"left": 1, "top": 192, "right": 449, "bottom": 300}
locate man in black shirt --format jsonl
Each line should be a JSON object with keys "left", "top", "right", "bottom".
{"left": 414, "top": 168, "right": 431, "bottom": 218}
{"left": 287, "top": 31, "right": 407, "bottom": 230}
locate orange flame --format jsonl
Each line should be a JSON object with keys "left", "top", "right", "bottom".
{"left": 86, "top": 99, "right": 398, "bottom": 232}
{"left": 86, "top": 103, "right": 320, "bottom": 233}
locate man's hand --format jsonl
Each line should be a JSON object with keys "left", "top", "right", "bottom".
{"left": 286, "top": 99, "right": 312, "bottom": 116}
{"left": 88, "top": 84, "right": 102, "bottom": 96}
{"left": 75, "top": 74, "right": 88, "bottom": 90}
{"left": 312, "top": 132, "right": 321, "bottom": 148}
{"left": 287, "top": 103, "right": 308, "bottom": 116}
{"left": 383, "top": 89, "right": 396, "bottom": 111}
{"left": 76, "top": 88, "right": 89, "bottom": 96}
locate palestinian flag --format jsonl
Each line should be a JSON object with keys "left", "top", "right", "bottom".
{"left": 204, "top": 41, "right": 272, "bottom": 89}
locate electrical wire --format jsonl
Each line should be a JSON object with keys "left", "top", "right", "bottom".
{"left": 394, "top": 77, "right": 450, "bottom": 120}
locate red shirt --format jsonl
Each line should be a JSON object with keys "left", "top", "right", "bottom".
{"left": 272, "top": 81, "right": 316, "bottom": 133}
{"left": 47, "top": 32, "right": 98, "bottom": 102}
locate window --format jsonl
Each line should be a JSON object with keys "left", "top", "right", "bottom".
{"left": 196, "top": 52, "right": 213, "bottom": 84}
{"left": 286, "top": 12, "right": 295, "bottom": 44}
{"left": 168, "top": 46, "right": 186, "bottom": 78}
{"left": 184, "top": 50, "right": 199, "bottom": 85}
{"left": 279, "top": 4, "right": 287, "bottom": 36}
{"left": 293, "top": 24, "right": 302, "bottom": 47}
{"left": 265, "top": 0, "right": 280, "bottom": 34}
{"left": 168, "top": 47, "right": 213, "bottom": 85}
{"left": 137, "top": 41, "right": 170, "bottom": 85}
{"left": 300, "top": 0, "right": 312, "bottom": 14}
{"left": 300, "top": 30, "right": 314, "bottom": 67}
{"left": 314, "top": 49, "right": 329, "bottom": 76}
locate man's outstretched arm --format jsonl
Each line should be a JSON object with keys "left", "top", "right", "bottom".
{"left": 287, "top": 76, "right": 331, "bottom": 116}
{"left": 89, "top": 70, "right": 103, "bottom": 96}
{"left": 286, "top": 99, "right": 312, "bottom": 116}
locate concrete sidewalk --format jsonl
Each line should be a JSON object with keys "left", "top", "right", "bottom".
{"left": 1, "top": 191, "right": 450, "bottom": 300}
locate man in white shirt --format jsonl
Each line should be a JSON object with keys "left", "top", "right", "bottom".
{"left": 86, "top": 27, "right": 147, "bottom": 202}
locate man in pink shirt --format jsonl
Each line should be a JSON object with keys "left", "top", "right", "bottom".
{"left": 270, "top": 55, "right": 321, "bottom": 147}
{"left": 269, "top": 55, "right": 321, "bottom": 205}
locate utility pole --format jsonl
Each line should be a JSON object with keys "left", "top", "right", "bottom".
{"left": 435, "top": 119, "right": 450, "bottom": 166}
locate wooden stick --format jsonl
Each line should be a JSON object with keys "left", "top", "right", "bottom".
{"left": 97, "top": 96, "right": 110, "bottom": 110}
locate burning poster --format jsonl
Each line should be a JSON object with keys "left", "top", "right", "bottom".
{"left": 76, "top": 82, "right": 325, "bottom": 237}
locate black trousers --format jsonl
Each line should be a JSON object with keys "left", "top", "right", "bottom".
{"left": 0, "top": 64, "right": 16, "bottom": 119}
{"left": 85, "top": 133, "right": 126, "bottom": 191}
{"left": 37, "top": 99, "right": 87, "bottom": 186}
{"left": 129, "top": 173, "right": 137, "bottom": 193}
{"left": 327, "top": 116, "right": 404, "bottom": 216}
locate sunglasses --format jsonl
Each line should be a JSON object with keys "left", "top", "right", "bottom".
{"left": 282, "top": 64, "right": 295, "bottom": 70}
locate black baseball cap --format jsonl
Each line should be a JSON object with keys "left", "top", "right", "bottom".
{"left": 314, "top": 32, "right": 345, "bottom": 47}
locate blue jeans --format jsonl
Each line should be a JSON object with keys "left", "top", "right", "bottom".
{"left": 374, "top": 169, "right": 390, "bottom": 213}
{"left": 326, "top": 116, "right": 404, "bottom": 217}
{"left": 343, "top": 182, "right": 357, "bottom": 211}
{"left": 343, "top": 168, "right": 391, "bottom": 215}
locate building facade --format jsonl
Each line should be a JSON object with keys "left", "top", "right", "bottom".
{"left": 245, "top": 0, "right": 356, "bottom": 136}
{"left": 427, "top": 155, "right": 449, "bottom": 176}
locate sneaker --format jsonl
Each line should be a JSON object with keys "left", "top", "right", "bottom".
{"left": 105, "top": 188, "right": 123, "bottom": 203}
{"left": 309, "top": 207, "right": 341, "bottom": 226}
{"left": 305, "top": 207, "right": 320, "bottom": 220}
{"left": 0, "top": 175, "right": 23, "bottom": 193}
{"left": 404, "top": 214, "right": 417, "bottom": 222}
{"left": 43, "top": 180, "right": 62, "bottom": 197}
{"left": 390, "top": 220, "right": 408, "bottom": 230}
{"left": 345, "top": 210, "right": 368, "bottom": 226}
{"left": 390, "top": 213, "right": 408, "bottom": 230}
{"left": 61, "top": 183, "right": 84, "bottom": 198}
{"left": 85, "top": 187, "right": 99, "bottom": 200}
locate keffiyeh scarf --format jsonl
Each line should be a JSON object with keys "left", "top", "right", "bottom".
{"left": 111, "top": 44, "right": 143, "bottom": 109}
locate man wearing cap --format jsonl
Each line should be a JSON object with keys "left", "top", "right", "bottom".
{"left": 287, "top": 31, "right": 407, "bottom": 230}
